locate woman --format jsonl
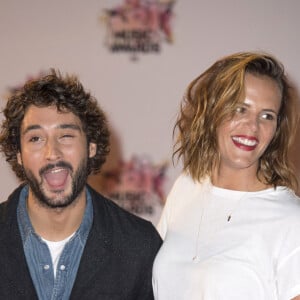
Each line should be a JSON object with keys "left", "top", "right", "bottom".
{"left": 153, "top": 52, "right": 300, "bottom": 299}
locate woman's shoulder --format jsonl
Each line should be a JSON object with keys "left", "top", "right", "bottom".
{"left": 171, "top": 172, "right": 202, "bottom": 193}
{"left": 166, "top": 173, "right": 208, "bottom": 205}
{"left": 274, "top": 186, "right": 300, "bottom": 205}
{"left": 270, "top": 187, "right": 300, "bottom": 222}
{"left": 175, "top": 172, "right": 195, "bottom": 185}
{"left": 174, "top": 172, "right": 210, "bottom": 187}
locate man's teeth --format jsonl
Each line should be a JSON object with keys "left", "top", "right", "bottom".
{"left": 232, "top": 136, "right": 257, "bottom": 146}
{"left": 50, "top": 168, "right": 65, "bottom": 174}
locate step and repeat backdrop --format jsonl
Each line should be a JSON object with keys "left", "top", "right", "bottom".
{"left": 1, "top": 0, "right": 300, "bottom": 224}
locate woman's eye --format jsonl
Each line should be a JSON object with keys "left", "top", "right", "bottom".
{"left": 235, "top": 106, "right": 246, "bottom": 114}
{"left": 261, "top": 113, "right": 275, "bottom": 121}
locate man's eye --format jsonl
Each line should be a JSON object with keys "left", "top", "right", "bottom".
{"left": 61, "top": 134, "right": 75, "bottom": 139}
{"left": 29, "top": 136, "right": 41, "bottom": 143}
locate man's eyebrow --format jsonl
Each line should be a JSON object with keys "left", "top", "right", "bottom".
{"left": 22, "top": 123, "right": 82, "bottom": 135}
{"left": 22, "top": 125, "right": 41, "bottom": 135}
{"left": 59, "top": 124, "right": 82, "bottom": 131}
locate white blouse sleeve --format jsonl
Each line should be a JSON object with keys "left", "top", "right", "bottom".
{"left": 276, "top": 219, "right": 300, "bottom": 300}
{"left": 156, "top": 173, "right": 190, "bottom": 239}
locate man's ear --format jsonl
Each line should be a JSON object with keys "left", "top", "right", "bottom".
{"left": 89, "top": 143, "right": 97, "bottom": 158}
{"left": 17, "top": 152, "right": 22, "bottom": 165}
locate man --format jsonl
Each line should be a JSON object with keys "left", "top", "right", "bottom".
{"left": 0, "top": 70, "right": 162, "bottom": 299}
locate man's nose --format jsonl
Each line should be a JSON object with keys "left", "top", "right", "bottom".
{"left": 45, "top": 139, "right": 62, "bottom": 161}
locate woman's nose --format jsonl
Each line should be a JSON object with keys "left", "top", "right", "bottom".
{"left": 245, "top": 114, "right": 259, "bottom": 132}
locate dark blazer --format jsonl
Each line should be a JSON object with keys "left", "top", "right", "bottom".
{"left": 0, "top": 184, "right": 162, "bottom": 299}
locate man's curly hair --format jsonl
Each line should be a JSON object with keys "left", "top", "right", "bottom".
{"left": 0, "top": 69, "right": 110, "bottom": 181}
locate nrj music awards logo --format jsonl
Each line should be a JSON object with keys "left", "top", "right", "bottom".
{"left": 101, "top": 0, "right": 175, "bottom": 59}
{"left": 101, "top": 155, "right": 168, "bottom": 224}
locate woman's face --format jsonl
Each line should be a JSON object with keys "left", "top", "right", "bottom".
{"left": 216, "top": 73, "right": 282, "bottom": 175}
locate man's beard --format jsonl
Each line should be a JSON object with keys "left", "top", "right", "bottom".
{"left": 24, "top": 159, "right": 89, "bottom": 209}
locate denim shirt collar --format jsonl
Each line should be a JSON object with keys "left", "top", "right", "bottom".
{"left": 17, "top": 185, "right": 93, "bottom": 247}
{"left": 17, "top": 185, "right": 93, "bottom": 300}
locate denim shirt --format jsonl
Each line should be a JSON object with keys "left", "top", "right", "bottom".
{"left": 17, "top": 185, "right": 93, "bottom": 300}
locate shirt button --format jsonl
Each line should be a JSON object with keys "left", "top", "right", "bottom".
{"left": 60, "top": 265, "right": 66, "bottom": 271}
{"left": 44, "top": 264, "right": 50, "bottom": 270}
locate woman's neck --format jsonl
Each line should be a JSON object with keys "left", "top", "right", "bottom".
{"left": 211, "top": 168, "right": 270, "bottom": 191}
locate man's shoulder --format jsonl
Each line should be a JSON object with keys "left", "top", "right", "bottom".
{"left": 0, "top": 185, "right": 24, "bottom": 223}
{"left": 88, "top": 185, "right": 162, "bottom": 242}
{"left": 88, "top": 185, "right": 155, "bottom": 226}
